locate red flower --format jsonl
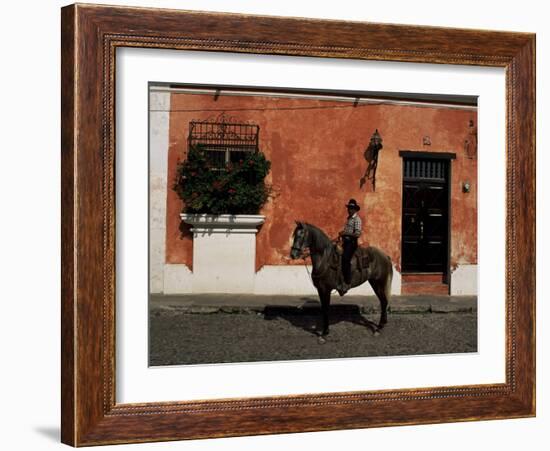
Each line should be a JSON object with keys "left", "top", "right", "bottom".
{"left": 228, "top": 188, "right": 236, "bottom": 194}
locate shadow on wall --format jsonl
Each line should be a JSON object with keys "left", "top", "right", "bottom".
{"left": 178, "top": 220, "right": 193, "bottom": 240}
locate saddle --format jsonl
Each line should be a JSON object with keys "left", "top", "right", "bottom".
{"left": 329, "top": 244, "right": 371, "bottom": 279}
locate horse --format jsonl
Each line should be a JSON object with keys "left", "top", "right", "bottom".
{"left": 290, "top": 221, "right": 393, "bottom": 341}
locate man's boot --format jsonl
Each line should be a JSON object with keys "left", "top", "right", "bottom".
{"left": 337, "top": 281, "right": 350, "bottom": 296}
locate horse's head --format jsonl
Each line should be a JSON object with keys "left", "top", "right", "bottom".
{"left": 290, "top": 221, "right": 309, "bottom": 259}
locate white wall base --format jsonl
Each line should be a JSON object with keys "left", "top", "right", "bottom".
{"left": 163, "top": 264, "right": 193, "bottom": 294}
{"left": 255, "top": 264, "right": 401, "bottom": 295}
{"left": 254, "top": 265, "right": 317, "bottom": 295}
{"left": 153, "top": 264, "right": 401, "bottom": 295}
{"left": 450, "top": 264, "right": 478, "bottom": 295}
{"left": 179, "top": 214, "right": 266, "bottom": 294}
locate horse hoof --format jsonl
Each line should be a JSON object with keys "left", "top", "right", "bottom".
{"left": 373, "top": 329, "right": 381, "bottom": 337}
{"left": 317, "top": 336, "right": 327, "bottom": 344}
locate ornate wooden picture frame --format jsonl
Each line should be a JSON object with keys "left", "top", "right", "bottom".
{"left": 61, "top": 3, "right": 535, "bottom": 446}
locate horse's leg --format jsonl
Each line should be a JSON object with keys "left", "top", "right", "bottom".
{"left": 317, "top": 287, "right": 331, "bottom": 340}
{"left": 370, "top": 279, "right": 389, "bottom": 330}
{"left": 378, "top": 283, "right": 389, "bottom": 328}
{"left": 381, "top": 264, "right": 393, "bottom": 327}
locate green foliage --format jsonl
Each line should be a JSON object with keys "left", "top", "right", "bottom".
{"left": 173, "top": 145, "right": 272, "bottom": 215}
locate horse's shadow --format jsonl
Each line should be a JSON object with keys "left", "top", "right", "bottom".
{"left": 263, "top": 297, "right": 379, "bottom": 337}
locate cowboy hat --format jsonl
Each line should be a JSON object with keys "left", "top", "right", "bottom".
{"left": 345, "top": 199, "right": 361, "bottom": 211}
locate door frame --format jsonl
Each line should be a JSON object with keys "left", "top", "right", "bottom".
{"left": 399, "top": 151, "right": 455, "bottom": 283}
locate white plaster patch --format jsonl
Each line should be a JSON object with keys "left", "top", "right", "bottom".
{"left": 149, "top": 228, "right": 165, "bottom": 294}
{"left": 192, "top": 231, "right": 258, "bottom": 293}
{"left": 390, "top": 265, "right": 402, "bottom": 295}
{"left": 450, "top": 264, "right": 478, "bottom": 295}
{"left": 149, "top": 91, "right": 170, "bottom": 294}
{"left": 149, "top": 175, "right": 168, "bottom": 229}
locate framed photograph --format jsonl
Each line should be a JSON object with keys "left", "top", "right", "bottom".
{"left": 147, "top": 82, "right": 479, "bottom": 368}
{"left": 61, "top": 3, "right": 535, "bottom": 446}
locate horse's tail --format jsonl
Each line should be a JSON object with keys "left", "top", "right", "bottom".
{"left": 384, "top": 256, "right": 393, "bottom": 301}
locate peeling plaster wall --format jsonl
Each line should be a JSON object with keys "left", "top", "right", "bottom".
{"left": 163, "top": 92, "right": 477, "bottom": 280}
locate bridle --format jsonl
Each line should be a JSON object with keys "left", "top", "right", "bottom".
{"left": 291, "top": 227, "right": 309, "bottom": 259}
{"left": 291, "top": 244, "right": 309, "bottom": 259}
{"left": 292, "top": 226, "right": 338, "bottom": 284}
{"left": 291, "top": 227, "right": 315, "bottom": 285}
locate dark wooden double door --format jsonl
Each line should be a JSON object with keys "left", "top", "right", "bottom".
{"left": 402, "top": 158, "right": 449, "bottom": 273}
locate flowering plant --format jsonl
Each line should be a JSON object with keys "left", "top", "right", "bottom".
{"left": 173, "top": 145, "right": 271, "bottom": 215}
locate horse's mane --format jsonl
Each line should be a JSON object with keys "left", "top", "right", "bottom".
{"left": 300, "top": 222, "right": 333, "bottom": 250}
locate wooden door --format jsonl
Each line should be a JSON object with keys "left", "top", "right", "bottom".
{"left": 402, "top": 158, "right": 449, "bottom": 273}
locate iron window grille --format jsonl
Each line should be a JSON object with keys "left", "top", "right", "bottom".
{"left": 188, "top": 114, "right": 260, "bottom": 170}
{"left": 403, "top": 159, "right": 447, "bottom": 182}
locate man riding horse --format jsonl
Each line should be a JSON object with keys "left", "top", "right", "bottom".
{"left": 337, "top": 198, "right": 362, "bottom": 296}
{"left": 290, "top": 217, "right": 392, "bottom": 339}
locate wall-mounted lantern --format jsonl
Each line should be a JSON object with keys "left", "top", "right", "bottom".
{"left": 462, "top": 181, "right": 471, "bottom": 193}
{"left": 371, "top": 129, "right": 383, "bottom": 150}
{"left": 464, "top": 119, "right": 478, "bottom": 159}
{"left": 360, "top": 129, "right": 383, "bottom": 191}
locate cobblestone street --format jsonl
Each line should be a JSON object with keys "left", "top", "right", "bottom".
{"left": 149, "top": 295, "right": 477, "bottom": 366}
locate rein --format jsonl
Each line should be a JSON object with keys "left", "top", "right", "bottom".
{"left": 298, "top": 239, "right": 338, "bottom": 285}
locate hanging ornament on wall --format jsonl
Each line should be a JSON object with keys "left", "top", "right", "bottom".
{"left": 360, "top": 129, "right": 383, "bottom": 191}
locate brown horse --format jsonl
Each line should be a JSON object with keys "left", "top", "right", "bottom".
{"left": 290, "top": 221, "right": 393, "bottom": 340}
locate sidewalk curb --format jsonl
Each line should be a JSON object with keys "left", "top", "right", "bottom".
{"left": 150, "top": 296, "right": 477, "bottom": 315}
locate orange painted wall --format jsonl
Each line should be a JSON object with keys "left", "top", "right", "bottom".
{"left": 164, "top": 92, "right": 477, "bottom": 272}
